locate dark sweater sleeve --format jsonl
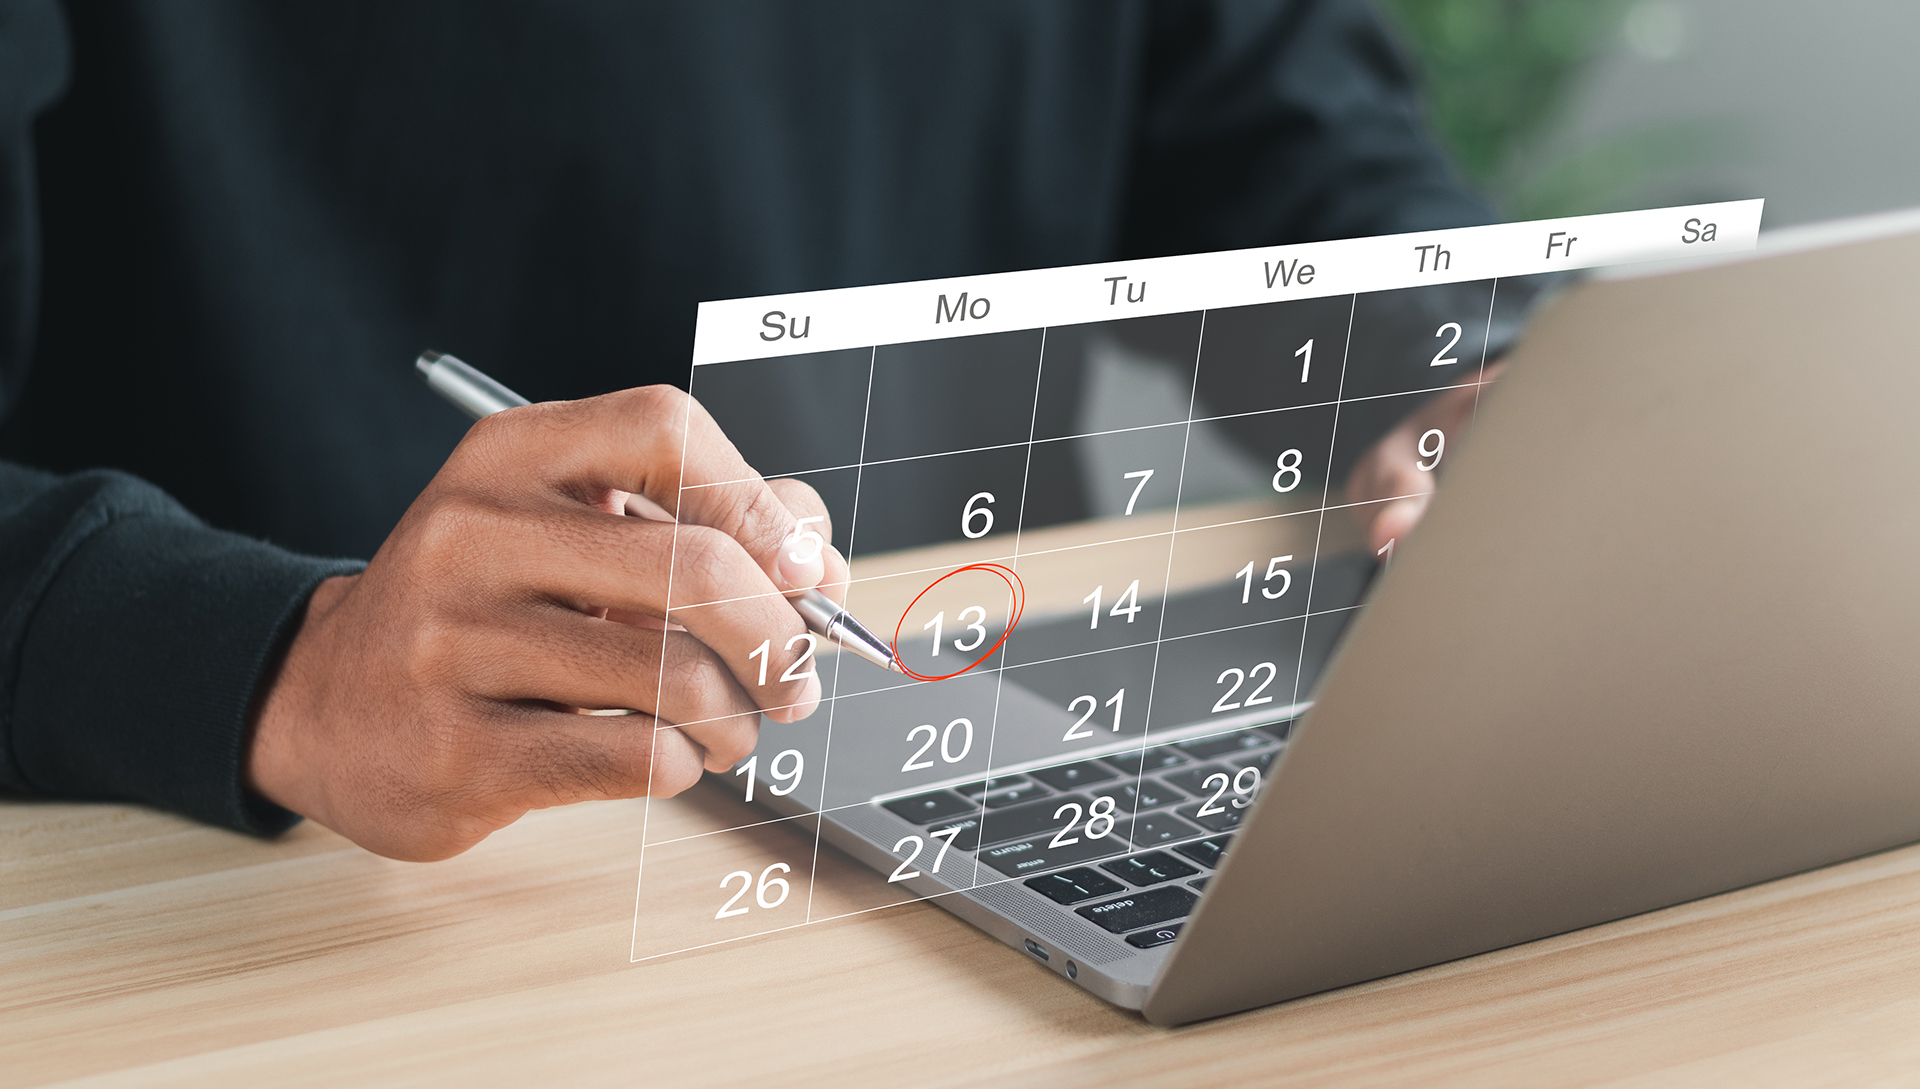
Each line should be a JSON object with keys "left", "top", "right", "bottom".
{"left": 1121, "top": 0, "right": 1497, "bottom": 258}
{"left": 0, "top": 3, "right": 360, "bottom": 833}
{"left": 0, "top": 466, "right": 361, "bottom": 832}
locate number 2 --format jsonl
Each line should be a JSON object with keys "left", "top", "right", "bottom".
{"left": 1212, "top": 662, "right": 1277, "bottom": 713}
{"left": 1063, "top": 688, "right": 1125, "bottom": 742}
{"left": 1431, "top": 321, "right": 1462, "bottom": 367}
{"left": 749, "top": 634, "right": 817, "bottom": 686}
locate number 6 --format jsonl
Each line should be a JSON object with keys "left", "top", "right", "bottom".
{"left": 962, "top": 492, "right": 995, "bottom": 539}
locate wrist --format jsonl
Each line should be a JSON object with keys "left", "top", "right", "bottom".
{"left": 245, "top": 573, "right": 356, "bottom": 820}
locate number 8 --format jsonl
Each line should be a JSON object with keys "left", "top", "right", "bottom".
{"left": 1272, "top": 449, "right": 1303, "bottom": 493}
{"left": 1085, "top": 796, "right": 1116, "bottom": 839}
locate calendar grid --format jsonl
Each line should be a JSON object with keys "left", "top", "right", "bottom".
{"left": 633, "top": 202, "right": 1763, "bottom": 963}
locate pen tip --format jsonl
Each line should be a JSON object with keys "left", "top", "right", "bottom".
{"left": 415, "top": 351, "right": 441, "bottom": 377}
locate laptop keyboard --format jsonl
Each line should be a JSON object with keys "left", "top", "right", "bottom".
{"left": 876, "top": 717, "right": 1291, "bottom": 951}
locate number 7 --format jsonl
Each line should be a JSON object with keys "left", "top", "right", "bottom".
{"left": 1122, "top": 469, "right": 1154, "bottom": 516}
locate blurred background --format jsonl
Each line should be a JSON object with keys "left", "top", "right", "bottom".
{"left": 1378, "top": 0, "right": 1920, "bottom": 225}
{"left": 1079, "top": 0, "right": 1920, "bottom": 517}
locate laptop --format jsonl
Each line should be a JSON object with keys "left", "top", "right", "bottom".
{"left": 643, "top": 202, "right": 1920, "bottom": 1025}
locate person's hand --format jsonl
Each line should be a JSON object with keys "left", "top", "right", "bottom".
{"left": 246, "top": 386, "right": 848, "bottom": 861}
{"left": 1344, "top": 367, "right": 1499, "bottom": 557}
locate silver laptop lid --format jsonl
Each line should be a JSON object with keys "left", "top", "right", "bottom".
{"left": 1147, "top": 217, "right": 1920, "bottom": 1024}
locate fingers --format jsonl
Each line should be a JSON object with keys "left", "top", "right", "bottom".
{"left": 490, "top": 387, "right": 826, "bottom": 592}
{"left": 766, "top": 477, "right": 850, "bottom": 603}
{"left": 461, "top": 613, "right": 816, "bottom": 728}
{"left": 451, "top": 501, "right": 818, "bottom": 716}
{"left": 501, "top": 709, "right": 714, "bottom": 808}
{"left": 1347, "top": 373, "right": 1494, "bottom": 553}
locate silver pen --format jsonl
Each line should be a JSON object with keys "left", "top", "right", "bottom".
{"left": 416, "top": 350, "right": 905, "bottom": 674}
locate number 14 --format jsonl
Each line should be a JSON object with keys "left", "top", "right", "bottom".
{"left": 1083, "top": 580, "right": 1143, "bottom": 630}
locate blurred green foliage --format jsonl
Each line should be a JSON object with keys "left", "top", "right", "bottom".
{"left": 1379, "top": 0, "right": 1729, "bottom": 218}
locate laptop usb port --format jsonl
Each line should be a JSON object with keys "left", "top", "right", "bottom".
{"left": 1023, "top": 939, "right": 1049, "bottom": 961}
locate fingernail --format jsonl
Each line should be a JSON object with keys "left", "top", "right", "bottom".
{"left": 792, "top": 672, "right": 822, "bottom": 720}
{"left": 776, "top": 534, "right": 826, "bottom": 590}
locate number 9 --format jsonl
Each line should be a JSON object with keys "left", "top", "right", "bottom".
{"left": 1416, "top": 428, "right": 1444, "bottom": 472}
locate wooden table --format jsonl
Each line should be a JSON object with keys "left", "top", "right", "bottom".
{"left": 10, "top": 508, "right": 1920, "bottom": 1087}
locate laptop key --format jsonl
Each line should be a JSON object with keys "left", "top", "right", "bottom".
{"left": 956, "top": 775, "right": 1029, "bottom": 797}
{"left": 1076, "top": 886, "right": 1198, "bottom": 934}
{"left": 1024, "top": 867, "right": 1127, "bottom": 905}
{"left": 1175, "top": 732, "right": 1272, "bottom": 760}
{"left": 982, "top": 781, "right": 1053, "bottom": 808}
{"left": 1255, "top": 720, "right": 1295, "bottom": 743}
{"left": 980, "top": 826, "right": 1133, "bottom": 877}
{"left": 1188, "top": 876, "right": 1210, "bottom": 892}
{"left": 1221, "top": 750, "right": 1276, "bottom": 775}
{"left": 1130, "top": 811, "right": 1203, "bottom": 847}
{"left": 976, "top": 794, "right": 1105, "bottom": 846}
{"left": 927, "top": 815, "right": 984, "bottom": 851}
{"left": 881, "top": 790, "right": 975, "bottom": 825}
{"left": 1175, "top": 834, "right": 1233, "bottom": 869}
{"left": 1180, "top": 801, "right": 1246, "bottom": 833}
{"left": 1101, "top": 747, "right": 1187, "bottom": 776}
{"left": 1101, "top": 851, "right": 1200, "bottom": 887}
{"left": 1110, "top": 778, "right": 1186, "bottom": 814}
{"left": 1126, "top": 924, "right": 1183, "bottom": 949}
{"left": 1162, "top": 764, "right": 1231, "bottom": 796}
{"left": 1029, "top": 761, "right": 1119, "bottom": 791}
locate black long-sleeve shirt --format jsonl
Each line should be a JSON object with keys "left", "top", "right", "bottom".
{"left": 0, "top": 0, "right": 1492, "bottom": 834}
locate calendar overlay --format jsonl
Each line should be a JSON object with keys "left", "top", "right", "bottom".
{"left": 634, "top": 200, "right": 1763, "bottom": 961}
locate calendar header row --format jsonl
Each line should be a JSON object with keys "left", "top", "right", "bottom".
{"left": 690, "top": 199, "right": 1763, "bottom": 366}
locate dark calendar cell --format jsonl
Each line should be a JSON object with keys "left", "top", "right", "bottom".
{"left": 1193, "top": 295, "right": 1355, "bottom": 417}
{"left": 1023, "top": 425, "right": 1189, "bottom": 519}
{"left": 851, "top": 444, "right": 1033, "bottom": 559}
{"left": 1033, "top": 312, "right": 1203, "bottom": 439}
{"left": 1341, "top": 281, "right": 1496, "bottom": 401}
{"left": 687, "top": 347, "right": 874, "bottom": 478}
{"left": 864, "top": 330, "right": 1043, "bottom": 462}
{"left": 1185, "top": 402, "right": 1337, "bottom": 511}
{"left": 1146, "top": 620, "right": 1311, "bottom": 731}
{"left": 1161, "top": 516, "right": 1317, "bottom": 640}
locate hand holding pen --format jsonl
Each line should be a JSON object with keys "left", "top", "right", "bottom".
{"left": 246, "top": 366, "right": 868, "bottom": 861}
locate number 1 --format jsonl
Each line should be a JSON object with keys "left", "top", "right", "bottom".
{"left": 1295, "top": 338, "right": 1313, "bottom": 382}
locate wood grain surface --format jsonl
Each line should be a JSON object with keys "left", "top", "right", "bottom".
{"left": 7, "top": 507, "right": 1920, "bottom": 1086}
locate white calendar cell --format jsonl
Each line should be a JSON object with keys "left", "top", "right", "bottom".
{"left": 998, "top": 535, "right": 1172, "bottom": 667}
{"left": 813, "top": 669, "right": 1005, "bottom": 813}
{"left": 999, "top": 642, "right": 1158, "bottom": 756}
{"left": 632, "top": 813, "right": 818, "bottom": 962}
